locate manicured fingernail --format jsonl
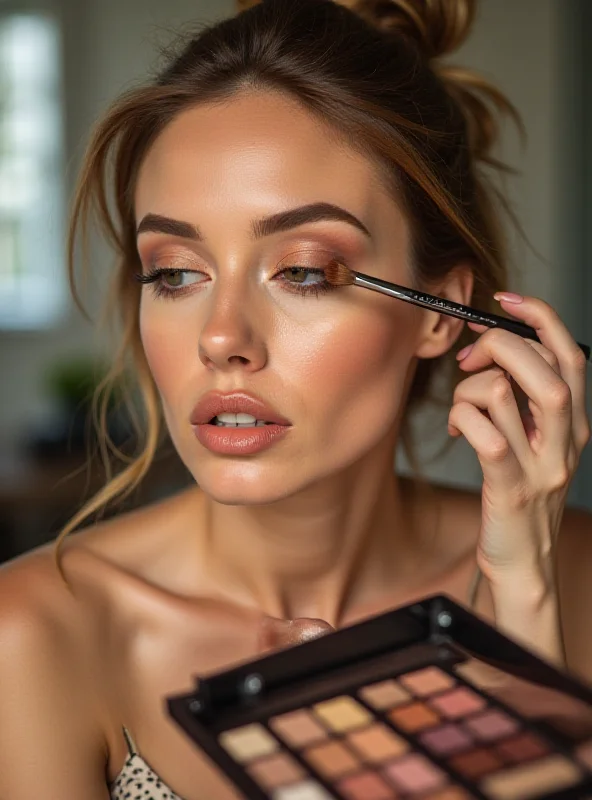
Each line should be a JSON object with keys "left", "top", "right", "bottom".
{"left": 494, "top": 291, "right": 523, "bottom": 304}
{"left": 456, "top": 343, "right": 474, "bottom": 361}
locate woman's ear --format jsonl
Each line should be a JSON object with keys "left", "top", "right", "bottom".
{"left": 414, "top": 264, "right": 475, "bottom": 359}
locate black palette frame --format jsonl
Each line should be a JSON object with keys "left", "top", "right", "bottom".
{"left": 166, "top": 594, "right": 592, "bottom": 800}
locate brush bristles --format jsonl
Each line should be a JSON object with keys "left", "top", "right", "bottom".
{"left": 325, "top": 260, "right": 356, "bottom": 286}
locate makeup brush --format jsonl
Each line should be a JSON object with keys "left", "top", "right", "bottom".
{"left": 324, "top": 262, "right": 591, "bottom": 362}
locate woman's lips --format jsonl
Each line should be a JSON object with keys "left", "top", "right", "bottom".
{"left": 192, "top": 422, "right": 290, "bottom": 455}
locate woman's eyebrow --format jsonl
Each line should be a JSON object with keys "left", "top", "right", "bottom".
{"left": 136, "top": 202, "right": 371, "bottom": 241}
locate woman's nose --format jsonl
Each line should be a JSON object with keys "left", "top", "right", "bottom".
{"left": 198, "top": 288, "right": 268, "bottom": 373}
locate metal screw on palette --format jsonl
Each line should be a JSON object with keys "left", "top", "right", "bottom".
{"left": 437, "top": 611, "right": 453, "bottom": 629}
{"left": 188, "top": 699, "right": 203, "bottom": 714}
{"left": 242, "top": 673, "right": 264, "bottom": 697}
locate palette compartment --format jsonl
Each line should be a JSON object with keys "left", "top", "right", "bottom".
{"left": 168, "top": 595, "right": 592, "bottom": 800}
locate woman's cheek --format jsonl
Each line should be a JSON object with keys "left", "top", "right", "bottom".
{"left": 139, "top": 311, "right": 189, "bottom": 405}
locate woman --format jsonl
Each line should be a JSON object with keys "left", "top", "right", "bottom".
{"left": 0, "top": 0, "right": 590, "bottom": 797}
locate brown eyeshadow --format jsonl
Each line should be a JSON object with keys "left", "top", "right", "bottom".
{"left": 270, "top": 709, "right": 327, "bottom": 748}
{"left": 247, "top": 752, "right": 304, "bottom": 790}
{"left": 303, "top": 740, "right": 360, "bottom": 779}
{"left": 449, "top": 747, "right": 505, "bottom": 779}
{"left": 398, "top": 666, "right": 456, "bottom": 697}
{"left": 337, "top": 770, "right": 396, "bottom": 800}
{"left": 389, "top": 701, "right": 440, "bottom": 733}
{"left": 359, "top": 680, "right": 411, "bottom": 710}
{"left": 347, "top": 723, "right": 408, "bottom": 763}
{"left": 495, "top": 732, "right": 549, "bottom": 763}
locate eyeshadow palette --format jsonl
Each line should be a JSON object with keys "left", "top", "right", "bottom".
{"left": 167, "top": 595, "right": 592, "bottom": 799}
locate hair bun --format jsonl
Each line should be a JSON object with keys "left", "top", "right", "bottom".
{"left": 351, "top": 0, "right": 476, "bottom": 61}
{"left": 237, "top": 0, "right": 476, "bottom": 59}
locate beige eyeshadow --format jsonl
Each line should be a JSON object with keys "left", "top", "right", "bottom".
{"left": 389, "top": 701, "right": 440, "bottom": 733}
{"left": 481, "top": 754, "right": 582, "bottom": 800}
{"left": 359, "top": 680, "right": 411, "bottom": 710}
{"left": 270, "top": 710, "right": 327, "bottom": 748}
{"left": 247, "top": 752, "right": 304, "bottom": 790}
{"left": 399, "top": 666, "right": 455, "bottom": 697}
{"left": 313, "top": 696, "right": 372, "bottom": 732}
{"left": 347, "top": 723, "right": 408, "bottom": 763}
{"left": 220, "top": 723, "right": 278, "bottom": 763}
{"left": 304, "top": 740, "right": 360, "bottom": 779}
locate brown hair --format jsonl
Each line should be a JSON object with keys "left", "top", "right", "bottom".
{"left": 55, "top": 0, "right": 522, "bottom": 566}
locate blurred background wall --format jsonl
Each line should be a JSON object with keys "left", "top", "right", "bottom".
{"left": 0, "top": 0, "right": 590, "bottom": 561}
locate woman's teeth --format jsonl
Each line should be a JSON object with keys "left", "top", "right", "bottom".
{"left": 212, "top": 412, "right": 269, "bottom": 427}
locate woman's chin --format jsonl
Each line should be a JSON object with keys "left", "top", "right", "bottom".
{"left": 190, "top": 464, "right": 304, "bottom": 506}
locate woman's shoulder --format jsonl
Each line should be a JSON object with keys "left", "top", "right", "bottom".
{"left": 0, "top": 485, "right": 197, "bottom": 651}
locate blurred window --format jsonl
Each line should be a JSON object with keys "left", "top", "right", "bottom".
{"left": 0, "top": 12, "right": 65, "bottom": 329}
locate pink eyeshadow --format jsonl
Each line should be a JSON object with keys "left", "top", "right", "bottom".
{"left": 384, "top": 753, "right": 446, "bottom": 793}
{"left": 420, "top": 724, "right": 474, "bottom": 756}
{"left": 465, "top": 709, "right": 519, "bottom": 742}
{"left": 429, "top": 687, "right": 486, "bottom": 719}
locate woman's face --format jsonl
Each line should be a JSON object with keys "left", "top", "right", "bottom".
{"left": 135, "top": 90, "right": 428, "bottom": 504}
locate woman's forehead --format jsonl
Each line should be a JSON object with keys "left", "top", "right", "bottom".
{"left": 134, "top": 92, "right": 403, "bottom": 235}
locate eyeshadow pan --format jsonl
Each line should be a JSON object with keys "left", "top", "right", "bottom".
{"left": 419, "top": 723, "right": 474, "bottom": 756}
{"left": 313, "top": 696, "right": 372, "bottom": 732}
{"left": 304, "top": 740, "right": 360, "bottom": 779}
{"left": 429, "top": 687, "right": 486, "bottom": 719}
{"left": 347, "top": 723, "right": 408, "bottom": 763}
{"left": 338, "top": 770, "right": 396, "bottom": 800}
{"left": 389, "top": 701, "right": 440, "bottom": 732}
{"left": 384, "top": 752, "right": 447, "bottom": 793}
{"left": 273, "top": 779, "right": 334, "bottom": 800}
{"left": 496, "top": 733, "right": 549, "bottom": 763}
{"left": 247, "top": 753, "right": 305, "bottom": 790}
{"left": 450, "top": 747, "right": 504, "bottom": 779}
{"left": 464, "top": 710, "right": 519, "bottom": 743}
{"left": 481, "top": 754, "right": 582, "bottom": 800}
{"left": 399, "top": 666, "right": 455, "bottom": 697}
{"left": 359, "top": 680, "right": 412, "bottom": 710}
{"left": 220, "top": 723, "right": 278, "bottom": 763}
{"left": 422, "top": 789, "right": 473, "bottom": 800}
{"left": 270, "top": 710, "right": 327, "bottom": 748}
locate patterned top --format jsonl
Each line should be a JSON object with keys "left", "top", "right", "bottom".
{"left": 109, "top": 569, "right": 483, "bottom": 799}
{"left": 110, "top": 729, "right": 182, "bottom": 800}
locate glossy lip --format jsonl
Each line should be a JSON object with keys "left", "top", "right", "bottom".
{"left": 189, "top": 390, "right": 292, "bottom": 426}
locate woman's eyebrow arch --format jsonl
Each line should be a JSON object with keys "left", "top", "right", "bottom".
{"left": 136, "top": 203, "right": 371, "bottom": 241}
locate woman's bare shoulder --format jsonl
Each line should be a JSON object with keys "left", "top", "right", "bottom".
{"left": 0, "top": 542, "right": 111, "bottom": 796}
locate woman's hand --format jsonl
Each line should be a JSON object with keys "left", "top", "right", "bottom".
{"left": 448, "top": 292, "right": 590, "bottom": 663}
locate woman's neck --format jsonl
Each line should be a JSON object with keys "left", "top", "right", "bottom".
{"left": 197, "top": 455, "right": 427, "bottom": 626}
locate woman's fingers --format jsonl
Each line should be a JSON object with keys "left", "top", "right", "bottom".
{"left": 452, "top": 369, "right": 531, "bottom": 462}
{"left": 494, "top": 295, "right": 590, "bottom": 451}
{"left": 458, "top": 327, "right": 572, "bottom": 460}
{"left": 448, "top": 400, "right": 523, "bottom": 487}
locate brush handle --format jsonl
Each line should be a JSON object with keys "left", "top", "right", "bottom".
{"left": 354, "top": 272, "right": 591, "bottom": 362}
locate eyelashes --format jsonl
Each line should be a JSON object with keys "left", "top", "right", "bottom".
{"left": 133, "top": 251, "right": 342, "bottom": 301}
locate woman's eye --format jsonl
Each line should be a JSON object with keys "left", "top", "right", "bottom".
{"left": 161, "top": 270, "right": 206, "bottom": 288}
{"left": 280, "top": 266, "right": 327, "bottom": 285}
{"left": 274, "top": 250, "right": 339, "bottom": 295}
